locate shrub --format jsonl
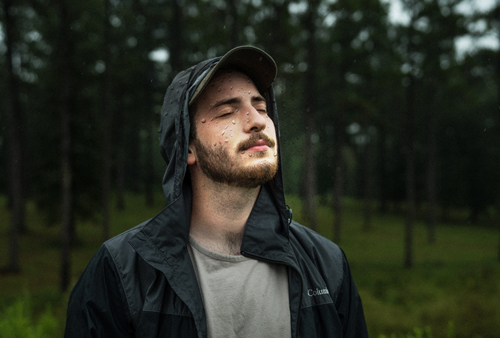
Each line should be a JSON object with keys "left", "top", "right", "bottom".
{"left": 0, "top": 296, "right": 58, "bottom": 338}
{"left": 378, "top": 322, "right": 456, "bottom": 338}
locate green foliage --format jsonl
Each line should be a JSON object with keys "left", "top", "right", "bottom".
{"left": 1, "top": 194, "right": 499, "bottom": 337}
{"left": 1, "top": 0, "right": 500, "bottom": 333}
{"left": 378, "top": 322, "right": 460, "bottom": 338}
{"left": 378, "top": 326, "right": 435, "bottom": 338}
{"left": 0, "top": 296, "right": 58, "bottom": 338}
{"left": 1, "top": 0, "right": 499, "bottom": 228}
{"left": 287, "top": 195, "right": 500, "bottom": 338}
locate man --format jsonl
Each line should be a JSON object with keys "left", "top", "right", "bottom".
{"left": 65, "top": 46, "right": 368, "bottom": 337}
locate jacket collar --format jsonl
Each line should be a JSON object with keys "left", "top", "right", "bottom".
{"left": 128, "top": 182, "right": 297, "bottom": 338}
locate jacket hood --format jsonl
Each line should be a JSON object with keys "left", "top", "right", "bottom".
{"left": 158, "top": 49, "right": 291, "bottom": 233}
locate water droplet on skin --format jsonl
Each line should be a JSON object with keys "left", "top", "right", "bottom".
{"left": 222, "top": 130, "right": 225, "bottom": 135}
{"left": 232, "top": 120, "right": 236, "bottom": 124}
{"left": 201, "top": 118, "right": 206, "bottom": 123}
{"left": 249, "top": 153, "right": 253, "bottom": 157}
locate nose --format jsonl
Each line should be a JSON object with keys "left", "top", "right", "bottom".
{"left": 243, "top": 106, "right": 267, "bottom": 133}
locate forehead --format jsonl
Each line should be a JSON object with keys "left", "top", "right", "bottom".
{"left": 208, "top": 69, "right": 254, "bottom": 92}
{"left": 193, "top": 69, "right": 262, "bottom": 111}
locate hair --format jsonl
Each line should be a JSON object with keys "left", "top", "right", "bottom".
{"left": 188, "top": 102, "right": 199, "bottom": 141}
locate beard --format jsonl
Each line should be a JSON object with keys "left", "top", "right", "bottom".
{"left": 192, "top": 133, "right": 278, "bottom": 188}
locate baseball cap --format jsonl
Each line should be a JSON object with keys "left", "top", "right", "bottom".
{"left": 188, "top": 46, "right": 277, "bottom": 106}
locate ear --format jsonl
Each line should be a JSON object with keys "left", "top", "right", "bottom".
{"left": 187, "top": 142, "right": 196, "bottom": 165}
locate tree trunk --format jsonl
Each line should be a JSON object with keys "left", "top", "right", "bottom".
{"left": 403, "top": 2, "right": 418, "bottom": 269}
{"left": 116, "top": 96, "right": 125, "bottom": 210}
{"left": 333, "top": 115, "right": 345, "bottom": 244}
{"left": 377, "top": 124, "right": 389, "bottom": 214}
{"left": 144, "top": 123, "right": 155, "bottom": 207}
{"left": 302, "top": 0, "right": 318, "bottom": 231}
{"left": 426, "top": 93, "right": 437, "bottom": 244}
{"left": 496, "top": 4, "right": 500, "bottom": 262}
{"left": 59, "top": 0, "right": 73, "bottom": 292}
{"left": 170, "top": 0, "right": 184, "bottom": 76}
{"left": 405, "top": 75, "right": 415, "bottom": 269}
{"left": 227, "top": 0, "right": 239, "bottom": 47}
{"left": 3, "top": 0, "right": 25, "bottom": 273}
{"left": 144, "top": 65, "right": 155, "bottom": 208}
{"left": 363, "top": 125, "right": 373, "bottom": 231}
{"left": 101, "top": 0, "right": 113, "bottom": 242}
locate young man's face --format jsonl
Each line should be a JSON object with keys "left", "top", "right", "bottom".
{"left": 188, "top": 69, "right": 278, "bottom": 188}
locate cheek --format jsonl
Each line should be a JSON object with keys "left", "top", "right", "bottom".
{"left": 200, "top": 123, "right": 236, "bottom": 147}
{"left": 266, "top": 121, "right": 277, "bottom": 137}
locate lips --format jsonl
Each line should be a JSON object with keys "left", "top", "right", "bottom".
{"left": 246, "top": 140, "right": 270, "bottom": 151}
{"left": 238, "top": 133, "right": 276, "bottom": 152}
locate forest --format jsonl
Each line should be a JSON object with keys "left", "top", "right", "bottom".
{"left": 1, "top": 0, "right": 499, "bottom": 336}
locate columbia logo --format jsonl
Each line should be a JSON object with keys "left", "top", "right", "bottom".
{"left": 307, "top": 287, "right": 329, "bottom": 297}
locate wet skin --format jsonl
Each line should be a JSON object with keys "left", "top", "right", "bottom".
{"left": 187, "top": 70, "right": 278, "bottom": 188}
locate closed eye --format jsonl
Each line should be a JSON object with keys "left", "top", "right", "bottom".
{"left": 218, "top": 111, "right": 233, "bottom": 118}
{"left": 255, "top": 106, "right": 268, "bottom": 114}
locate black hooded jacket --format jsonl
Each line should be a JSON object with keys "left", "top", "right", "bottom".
{"left": 64, "top": 53, "right": 369, "bottom": 338}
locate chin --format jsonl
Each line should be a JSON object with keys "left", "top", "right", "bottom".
{"left": 236, "top": 159, "right": 278, "bottom": 188}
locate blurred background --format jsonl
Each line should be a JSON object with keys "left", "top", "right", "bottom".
{"left": 1, "top": 0, "right": 499, "bottom": 337}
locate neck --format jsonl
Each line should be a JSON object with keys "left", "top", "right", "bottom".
{"left": 189, "top": 176, "right": 261, "bottom": 255}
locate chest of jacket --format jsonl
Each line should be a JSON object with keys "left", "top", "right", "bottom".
{"left": 128, "top": 252, "right": 343, "bottom": 338}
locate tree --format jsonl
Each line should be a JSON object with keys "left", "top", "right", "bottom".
{"left": 2, "top": 0, "right": 26, "bottom": 273}
{"left": 58, "top": 0, "right": 73, "bottom": 292}
{"left": 100, "top": 0, "right": 113, "bottom": 242}
{"left": 302, "top": 0, "right": 320, "bottom": 231}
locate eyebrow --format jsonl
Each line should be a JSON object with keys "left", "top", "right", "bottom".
{"left": 212, "top": 95, "right": 266, "bottom": 109}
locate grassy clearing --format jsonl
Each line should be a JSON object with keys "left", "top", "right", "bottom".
{"left": 1, "top": 194, "right": 499, "bottom": 337}
{"left": 287, "top": 196, "right": 500, "bottom": 338}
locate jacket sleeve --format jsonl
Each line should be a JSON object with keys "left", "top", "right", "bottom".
{"left": 336, "top": 251, "right": 369, "bottom": 338}
{"left": 64, "top": 245, "right": 135, "bottom": 337}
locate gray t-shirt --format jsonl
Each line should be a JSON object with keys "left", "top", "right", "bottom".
{"left": 188, "top": 235, "right": 291, "bottom": 338}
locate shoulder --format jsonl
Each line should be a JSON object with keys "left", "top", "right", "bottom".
{"left": 76, "top": 220, "right": 150, "bottom": 285}
{"left": 288, "top": 220, "right": 345, "bottom": 265}
{"left": 101, "top": 219, "right": 157, "bottom": 289}
{"left": 288, "top": 221, "right": 347, "bottom": 298}
{"left": 104, "top": 219, "right": 150, "bottom": 253}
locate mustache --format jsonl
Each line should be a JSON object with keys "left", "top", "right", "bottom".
{"left": 237, "top": 132, "right": 276, "bottom": 152}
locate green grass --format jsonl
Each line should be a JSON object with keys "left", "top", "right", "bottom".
{"left": 288, "top": 196, "right": 500, "bottom": 338}
{"left": 1, "top": 194, "right": 499, "bottom": 337}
